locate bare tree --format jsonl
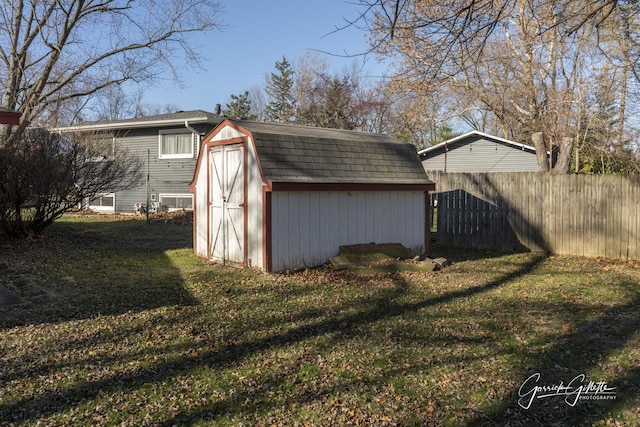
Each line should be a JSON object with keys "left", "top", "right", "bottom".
{"left": 293, "top": 52, "right": 331, "bottom": 113}
{"left": 89, "top": 85, "right": 148, "bottom": 121}
{"left": 358, "top": 0, "right": 622, "bottom": 63}
{"left": 0, "top": 0, "right": 223, "bottom": 141}
{"left": 357, "top": 0, "right": 640, "bottom": 173}
{"left": 247, "top": 84, "right": 267, "bottom": 122}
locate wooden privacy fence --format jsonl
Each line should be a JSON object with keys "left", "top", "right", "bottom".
{"left": 427, "top": 171, "right": 640, "bottom": 260}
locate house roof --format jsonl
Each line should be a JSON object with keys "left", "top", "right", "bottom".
{"left": 53, "top": 110, "right": 222, "bottom": 132}
{"left": 224, "top": 119, "right": 432, "bottom": 185}
{"left": 417, "top": 130, "right": 536, "bottom": 156}
{"left": 0, "top": 107, "right": 21, "bottom": 125}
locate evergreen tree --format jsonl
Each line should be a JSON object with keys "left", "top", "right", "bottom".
{"left": 222, "top": 91, "right": 257, "bottom": 120}
{"left": 265, "top": 56, "right": 295, "bottom": 123}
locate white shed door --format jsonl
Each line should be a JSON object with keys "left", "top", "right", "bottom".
{"left": 209, "top": 144, "right": 244, "bottom": 264}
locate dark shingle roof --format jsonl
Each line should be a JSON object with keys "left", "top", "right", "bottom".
{"left": 418, "top": 130, "right": 536, "bottom": 156}
{"left": 104, "top": 109, "right": 221, "bottom": 126}
{"left": 231, "top": 120, "right": 432, "bottom": 185}
{"left": 53, "top": 110, "right": 222, "bottom": 132}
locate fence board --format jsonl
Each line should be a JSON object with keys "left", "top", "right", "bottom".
{"left": 621, "top": 177, "right": 630, "bottom": 259}
{"left": 595, "top": 176, "right": 606, "bottom": 257}
{"left": 631, "top": 177, "right": 639, "bottom": 259}
{"left": 428, "top": 172, "right": 640, "bottom": 260}
{"left": 546, "top": 175, "right": 557, "bottom": 253}
{"left": 609, "top": 176, "right": 617, "bottom": 258}
{"left": 582, "top": 176, "right": 594, "bottom": 257}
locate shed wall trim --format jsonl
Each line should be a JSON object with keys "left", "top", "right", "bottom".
{"left": 269, "top": 182, "right": 435, "bottom": 192}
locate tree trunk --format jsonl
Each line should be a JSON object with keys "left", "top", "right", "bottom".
{"left": 531, "top": 132, "right": 549, "bottom": 172}
{"left": 552, "top": 137, "right": 574, "bottom": 174}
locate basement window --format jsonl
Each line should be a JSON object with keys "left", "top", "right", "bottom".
{"left": 160, "top": 194, "right": 193, "bottom": 211}
{"left": 88, "top": 193, "right": 115, "bottom": 212}
{"left": 159, "top": 130, "right": 194, "bottom": 159}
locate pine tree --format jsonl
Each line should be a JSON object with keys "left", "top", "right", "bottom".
{"left": 222, "top": 91, "right": 256, "bottom": 120}
{"left": 265, "top": 56, "right": 295, "bottom": 123}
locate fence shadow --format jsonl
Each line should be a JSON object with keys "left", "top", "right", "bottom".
{"left": 434, "top": 189, "right": 532, "bottom": 253}
{"left": 428, "top": 171, "right": 640, "bottom": 260}
{"left": 431, "top": 172, "right": 550, "bottom": 255}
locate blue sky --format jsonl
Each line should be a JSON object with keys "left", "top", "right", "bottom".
{"left": 144, "top": 0, "right": 387, "bottom": 112}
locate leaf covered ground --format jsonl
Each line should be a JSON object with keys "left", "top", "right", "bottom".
{"left": 0, "top": 216, "right": 639, "bottom": 426}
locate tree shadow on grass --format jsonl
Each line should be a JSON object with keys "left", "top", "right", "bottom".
{"left": 463, "top": 274, "right": 640, "bottom": 426}
{"left": 0, "top": 250, "right": 547, "bottom": 425}
{"left": 0, "top": 219, "right": 197, "bottom": 330}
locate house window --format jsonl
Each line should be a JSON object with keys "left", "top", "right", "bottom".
{"left": 88, "top": 193, "right": 115, "bottom": 212}
{"left": 159, "top": 131, "right": 194, "bottom": 159}
{"left": 160, "top": 194, "right": 193, "bottom": 211}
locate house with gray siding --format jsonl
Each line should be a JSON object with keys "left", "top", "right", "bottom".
{"left": 55, "top": 110, "right": 222, "bottom": 214}
{"left": 419, "top": 131, "right": 541, "bottom": 173}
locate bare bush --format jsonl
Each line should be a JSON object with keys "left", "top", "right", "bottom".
{"left": 0, "top": 128, "right": 142, "bottom": 238}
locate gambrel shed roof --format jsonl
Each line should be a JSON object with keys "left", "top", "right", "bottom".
{"left": 228, "top": 120, "right": 432, "bottom": 186}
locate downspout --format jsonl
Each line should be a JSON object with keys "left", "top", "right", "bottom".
{"left": 184, "top": 120, "right": 203, "bottom": 157}
{"left": 444, "top": 142, "right": 448, "bottom": 173}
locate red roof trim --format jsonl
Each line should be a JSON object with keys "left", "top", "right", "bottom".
{"left": 269, "top": 182, "right": 435, "bottom": 192}
{"left": 0, "top": 110, "right": 20, "bottom": 125}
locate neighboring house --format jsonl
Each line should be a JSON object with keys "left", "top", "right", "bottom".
{"left": 191, "top": 118, "right": 435, "bottom": 272}
{"left": 419, "top": 130, "right": 541, "bottom": 173}
{"left": 55, "top": 110, "right": 222, "bottom": 214}
{"left": 0, "top": 107, "right": 21, "bottom": 125}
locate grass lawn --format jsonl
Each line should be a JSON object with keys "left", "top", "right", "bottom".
{"left": 1, "top": 216, "right": 639, "bottom": 426}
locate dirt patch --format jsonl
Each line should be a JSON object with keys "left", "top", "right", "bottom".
{"left": 329, "top": 243, "right": 442, "bottom": 274}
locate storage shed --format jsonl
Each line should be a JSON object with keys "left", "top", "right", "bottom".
{"left": 190, "top": 119, "right": 435, "bottom": 272}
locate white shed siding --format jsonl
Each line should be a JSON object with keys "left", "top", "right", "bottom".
{"left": 422, "top": 138, "right": 539, "bottom": 172}
{"left": 245, "top": 137, "right": 264, "bottom": 269}
{"left": 210, "top": 125, "right": 244, "bottom": 141}
{"left": 270, "top": 191, "right": 425, "bottom": 271}
{"left": 193, "top": 151, "right": 209, "bottom": 258}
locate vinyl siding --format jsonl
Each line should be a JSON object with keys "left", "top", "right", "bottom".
{"left": 270, "top": 191, "right": 426, "bottom": 272}
{"left": 422, "top": 137, "right": 540, "bottom": 173}
{"left": 110, "top": 126, "right": 209, "bottom": 213}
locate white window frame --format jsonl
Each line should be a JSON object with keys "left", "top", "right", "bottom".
{"left": 87, "top": 193, "right": 115, "bottom": 212}
{"left": 159, "top": 130, "right": 194, "bottom": 159}
{"left": 159, "top": 193, "right": 194, "bottom": 211}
